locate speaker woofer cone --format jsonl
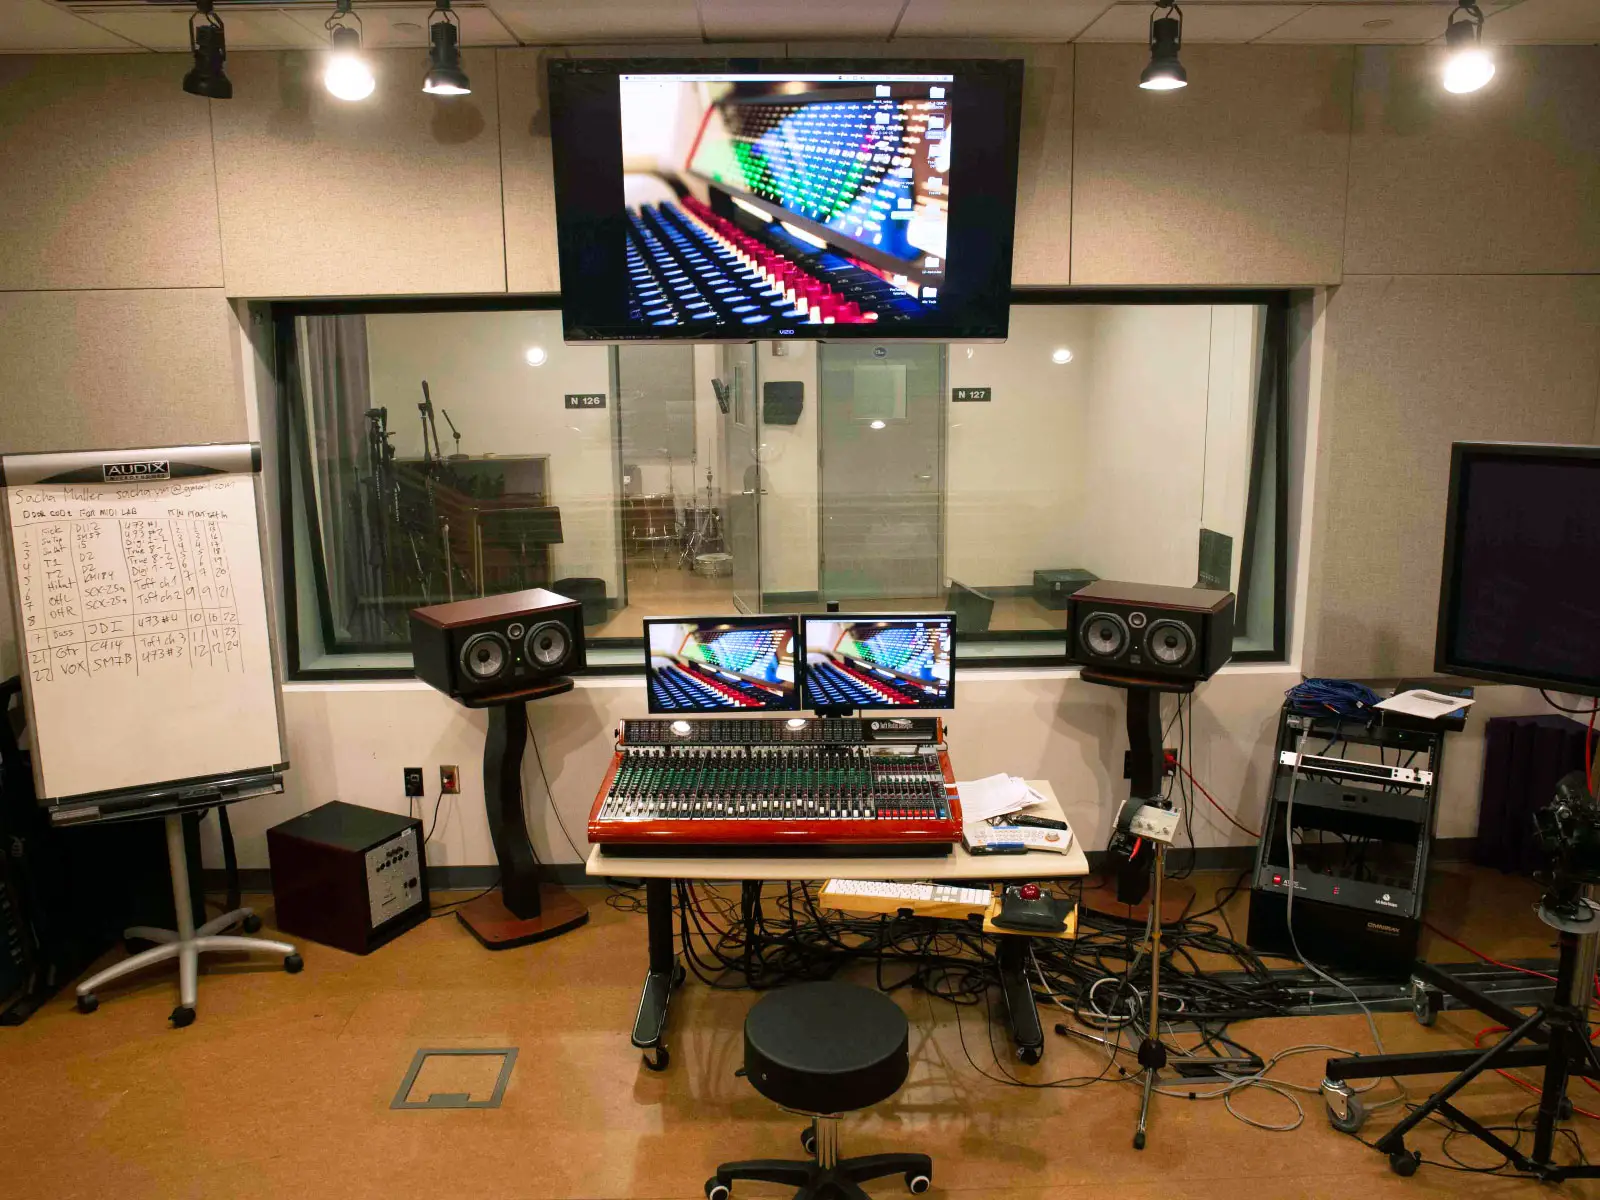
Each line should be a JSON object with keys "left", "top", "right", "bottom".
{"left": 460, "top": 631, "right": 510, "bottom": 680}
{"left": 1144, "top": 619, "right": 1195, "bottom": 668}
{"left": 524, "top": 620, "right": 571, "bottom": 669}
{"left": 1079, "top": 612, "right": 1129, "bottom": 660}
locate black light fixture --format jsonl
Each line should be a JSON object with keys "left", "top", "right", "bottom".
{"left": 1442, "top": 1, "right": 1495, "bottom": 94}
{"left": 182, "top": 0, "right": 231, "bottom": 99}
{"left": 1140, "top": 1, "right": 1187, "bottom": 92}
{"left": 423, "top": 0, "right": 471, "bottom": 96}
{"left": 325, "top": 0, "right": 375, "bottom": 101}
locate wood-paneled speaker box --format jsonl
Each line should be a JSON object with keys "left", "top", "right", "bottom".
{"left": 267, "top": 802, "right": 428, "bottom": 955}
{"left": 409, "top": 588, "right": 585, "bottom": 703}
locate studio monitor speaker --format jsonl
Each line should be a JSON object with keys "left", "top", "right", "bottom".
{"left": 1067, "top": 581, "right": 1234, "bottom": 684}
{"left": 409, "top": 588, "right": 586, "bottom": 702}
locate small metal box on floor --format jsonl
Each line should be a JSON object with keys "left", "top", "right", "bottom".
{"left": 267, "top": 802, "right": 429, "bottom": 954}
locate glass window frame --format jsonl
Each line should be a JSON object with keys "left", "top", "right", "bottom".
{"left": 272, "top": 289, "right": 1291, "bottom": 681}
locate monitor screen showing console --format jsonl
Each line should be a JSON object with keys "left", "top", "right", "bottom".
{"left": 547, "top": 58, "right": 1024, "bottom": 343}
{"left": 1435, "top": 442, "right": 1600, "bottom": 695}
{"left": 802, "top": 615, "right": 954, "bottom": 710}
{"left": 645, "top": 616, "right": 800, "bottom": 713}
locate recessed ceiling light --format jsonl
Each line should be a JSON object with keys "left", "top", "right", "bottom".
{"left": 393, "top": 21, "right": 423, "bottom": 34}
{"left": 524, "top": 346, "right": 548, "bottom": 367}
{"left": 869, "top": 420, "right": 887, "bottom": 430}
{"left": 1051, "top": 347, "right": 1074, "bottom": 365}
{"left": 1362, "top": 18, "right": 1393, "bottom": 31}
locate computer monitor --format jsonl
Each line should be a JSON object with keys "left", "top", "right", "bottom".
{"left": 802, "top": 614, "right": 955, "bottom": 710}
{"left": 1435, "top": 442, "right": 1600, "bottom": 696}
{"left": 644, "top": 616, "right": 800, "bottom": 713}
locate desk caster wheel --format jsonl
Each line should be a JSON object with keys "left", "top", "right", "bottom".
{"left": 643, "top": 1045, "right": 670, "bottom": 1072}
{"left": 1388, "top": 1150, "right": 1419, "bottom": 1177}
{"left": 1016, "top": 1045, "right": 1042, "bottom": 1065}
{"left": 1327, "top": 1091, "right": 1366, "bottom": 1134}
{"left": 1133, "top": 1130, "right": 1146, "bottom": 1151}
{"left": 906, "top": 1172, "right": 931, "bottom": 1194}
{"left": 242, "top": 912, "right": 263, "bottom": 934}
{"left": 671, "top": 963, "right": 686, "bottom": 989}
{"left": 170, "top": 1005, "right": 196, "bottom": 1028}
{"left": 76, "top": 993, "right": 98, "bottom": 1015}
{"left": 704, "top": 1179, "right": 730, "bottom": 1200}
{"left": 801, "top": 1128, "right": 816, "bottom": 1155}
{"left": 1410, "top": 979, "right": 1439, "bottom": 1028}
{"left": 284, "top": 953, "right": 304, "bottom": 974}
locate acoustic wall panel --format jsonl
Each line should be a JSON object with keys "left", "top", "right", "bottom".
{"left": 498, "top": 48, "right": 560, "bottom": 296}
{"left": 1071, "top": 44, "right": 1353, "bottom": 286}
{"left": 211, "top": 50, "right": 505, "bottom": 298}
{"left": 1344, "top": 46, "right": 1600, "bottom": 276}
{"left": 1012, "top": 44, "right": 1073, "bottom": 287}
{"left": 0, "top": 289, "right": 243, "bottom": 454}
{"left": 0, "top": 54, "right": 222, "bottom": 291}
{"left": 1306, "top": 274, "right": 1600, "bottom": 679}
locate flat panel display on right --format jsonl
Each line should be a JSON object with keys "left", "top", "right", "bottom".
{"left": 802, "top": 614, "right": 954, "bottom": 710}
{"left": 1435, "top": 442, "right": 1600, "bottom": 695}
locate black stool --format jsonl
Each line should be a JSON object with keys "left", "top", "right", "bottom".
{"left": 707, "top": 981, "right": 932, "bottom": 1200}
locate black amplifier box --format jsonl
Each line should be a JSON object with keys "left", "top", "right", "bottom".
{"left": 267, "top": 802, "right": 428, "bottom": 955}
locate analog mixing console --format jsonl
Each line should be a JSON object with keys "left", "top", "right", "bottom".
{"left": 588, "top": 717, "right": 962, "bottom": 857}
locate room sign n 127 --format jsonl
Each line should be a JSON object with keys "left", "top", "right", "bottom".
{"left": 952, "top": 387, "right": 992, "bottom": 403}
{"left": 564, "top": 393, "right": 607, "bottom": 409}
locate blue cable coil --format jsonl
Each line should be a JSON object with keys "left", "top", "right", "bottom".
{"left": 1285, "top": 677, "right": 1381, "bottom": 717}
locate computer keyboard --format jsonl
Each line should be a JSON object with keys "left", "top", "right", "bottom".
{"left": 820, "top": 879, "right": 993, "bottom": 916}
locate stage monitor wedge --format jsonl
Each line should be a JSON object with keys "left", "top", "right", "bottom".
{"left": 548, "top": 57, "right": 1024, "bottom": 344}
{"left": 802, "top": 614, "right": 955, "bottom": 711}
{"left": 645, "top": 615, "right": 800, "bottom": 713}
{"left": 1435, "top": 442, "right": 1600, "bottom": 696}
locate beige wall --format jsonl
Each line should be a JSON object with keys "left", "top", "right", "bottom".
{"left": 0, "top": 44, "right": 1597, "bottom": 857}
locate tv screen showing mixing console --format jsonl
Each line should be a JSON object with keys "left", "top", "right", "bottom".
{"left": 644, "top": 616, "right": 800, "bottom": 713}
{"left": 802, "top": 615, "right": 954, "bottom": 710}
{"left": 548, "top": 58, "right": 1023, "bottom": 343}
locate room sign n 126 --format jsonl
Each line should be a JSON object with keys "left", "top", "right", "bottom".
{"left": 952, "top": 387, "right": 992, "bottom": 403}
{"left": 564, "top": 393, "right": 607, "bottom": 409}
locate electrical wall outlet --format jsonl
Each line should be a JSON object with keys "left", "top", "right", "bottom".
{"left": 440, "top": 764, "right": 460, "bottom": 794}
{"left": 403, "top": 767, "right": 425, "bottom": 798}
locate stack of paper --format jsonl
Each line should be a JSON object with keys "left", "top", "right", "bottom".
{"left": 956, "top": 774, "right": 1049, "bottom": 823}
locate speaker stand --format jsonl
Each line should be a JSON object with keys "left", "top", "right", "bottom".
{"left": 457, "top": 680, "right": 589, "bottom": 950}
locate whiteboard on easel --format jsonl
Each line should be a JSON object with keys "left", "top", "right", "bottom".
{"left": 1, "top": 443, "right": 287, "bottom": 808}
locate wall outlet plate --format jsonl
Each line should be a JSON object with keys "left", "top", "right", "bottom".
{"left": 440, "top": 764, "right": 460, "bottom": 794}
{"left": 403, "top": 767, "right": 425, "bottom": 798}
{"left": 1129, "top": 804, "right": 1180, "bottom": 844}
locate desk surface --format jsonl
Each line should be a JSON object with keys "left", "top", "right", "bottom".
{"left": 584, "top": 780, "right": 1090, "bottom": 882}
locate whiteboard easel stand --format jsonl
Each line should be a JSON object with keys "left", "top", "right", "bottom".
{"left": 0, "top": 443, "right": 298, "bottom": 1024}
{"left": 73, "top": 799, "right": 302, "bottom": 1026}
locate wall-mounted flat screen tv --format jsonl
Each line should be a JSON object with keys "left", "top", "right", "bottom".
{"left": 548, "top": 58, "right": 1024, "bottom": 343}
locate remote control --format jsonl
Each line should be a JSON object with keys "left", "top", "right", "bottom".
{"left": 991, "top": 814, "right": 1069, "bottom": 831}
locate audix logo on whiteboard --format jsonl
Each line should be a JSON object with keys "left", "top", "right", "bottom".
{"left": 103, "top": 460, "right": 170, "bottom": 482}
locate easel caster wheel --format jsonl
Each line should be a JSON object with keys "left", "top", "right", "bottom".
{"left": 170, "top": 1005, "right": 196, "bottom": 1028}
{"left": 801, "top": 1128, "right": 816, "bottom": 1155}
{"left": 671, "top": 963, "right": 687, "bottom": 989}
{"left": 1327, "top": 1092, "right": 1367, "bottom": 1134}
{"left": 905, "top": 1172, "right": 931, "bottom": 1194}
{"left": 1388, "top": 1150, "right": 1420, "bottom": 1177}
{"left": 1558, "top": 1097, "right": 1574, "bottom": 1121}
{"left": 284, "top": 953, "right": 304, "bottom": 974}
{"left": 76, "top": 993, "right": 98, "bottom": 1014}
{"left": 242, "top": 913, "right": 263, "bottom": 934}
{"left": 1133, "top": 1131, "right": 1146, "bottom": 1151}
{"left": 1016, "top": 1045, "right": 1042, "bottom": 1065}
{"left": 1411, "top": 985, "right": 1438, "bottom": 1028}
{"left": 704, "top": 1179, "right": 730, "bottom": 1200}
{"left": 643, "top": 1045, "right": 670, "bottom": 1072}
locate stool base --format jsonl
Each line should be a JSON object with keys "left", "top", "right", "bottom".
{"left": 709, "top": 1119, "right": 930, "bottom": 1199}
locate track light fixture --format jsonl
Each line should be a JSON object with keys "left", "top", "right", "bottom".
{"left": 325, "top": 0, "right": 375, "bottom": 102}
{"left": 1140, "top": 1, "right": 1187, "bottom": 91}
{"left": 423, "top": 0, "right": 471, "bottom": 96}
{"left": 182, "top": 0, "right": 231, "bottom": 100}
{"left": 1442, "top": 1, "right": 1495, "bottom": 94}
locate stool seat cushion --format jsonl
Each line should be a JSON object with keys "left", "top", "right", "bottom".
{"left": 743, "top": 981, "right": 910, "bottom": 1114}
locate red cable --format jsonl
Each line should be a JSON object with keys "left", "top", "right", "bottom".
{"left": 1475, "top": 1025, "right": 1600, "bottom": 1116}
{"left": 1177, "top": 763, "right": 1260, "bottom": 839}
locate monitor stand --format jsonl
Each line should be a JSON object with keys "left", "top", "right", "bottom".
{"left": 457, "top": 680, "right": 589, "bottom": 950}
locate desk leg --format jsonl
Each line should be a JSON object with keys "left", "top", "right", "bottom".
{"left": 633, "top": 878, "right": 684, "bottom": 1071}
{"left": 997, "top": 937, "right": 1043, "bottom": 1065}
